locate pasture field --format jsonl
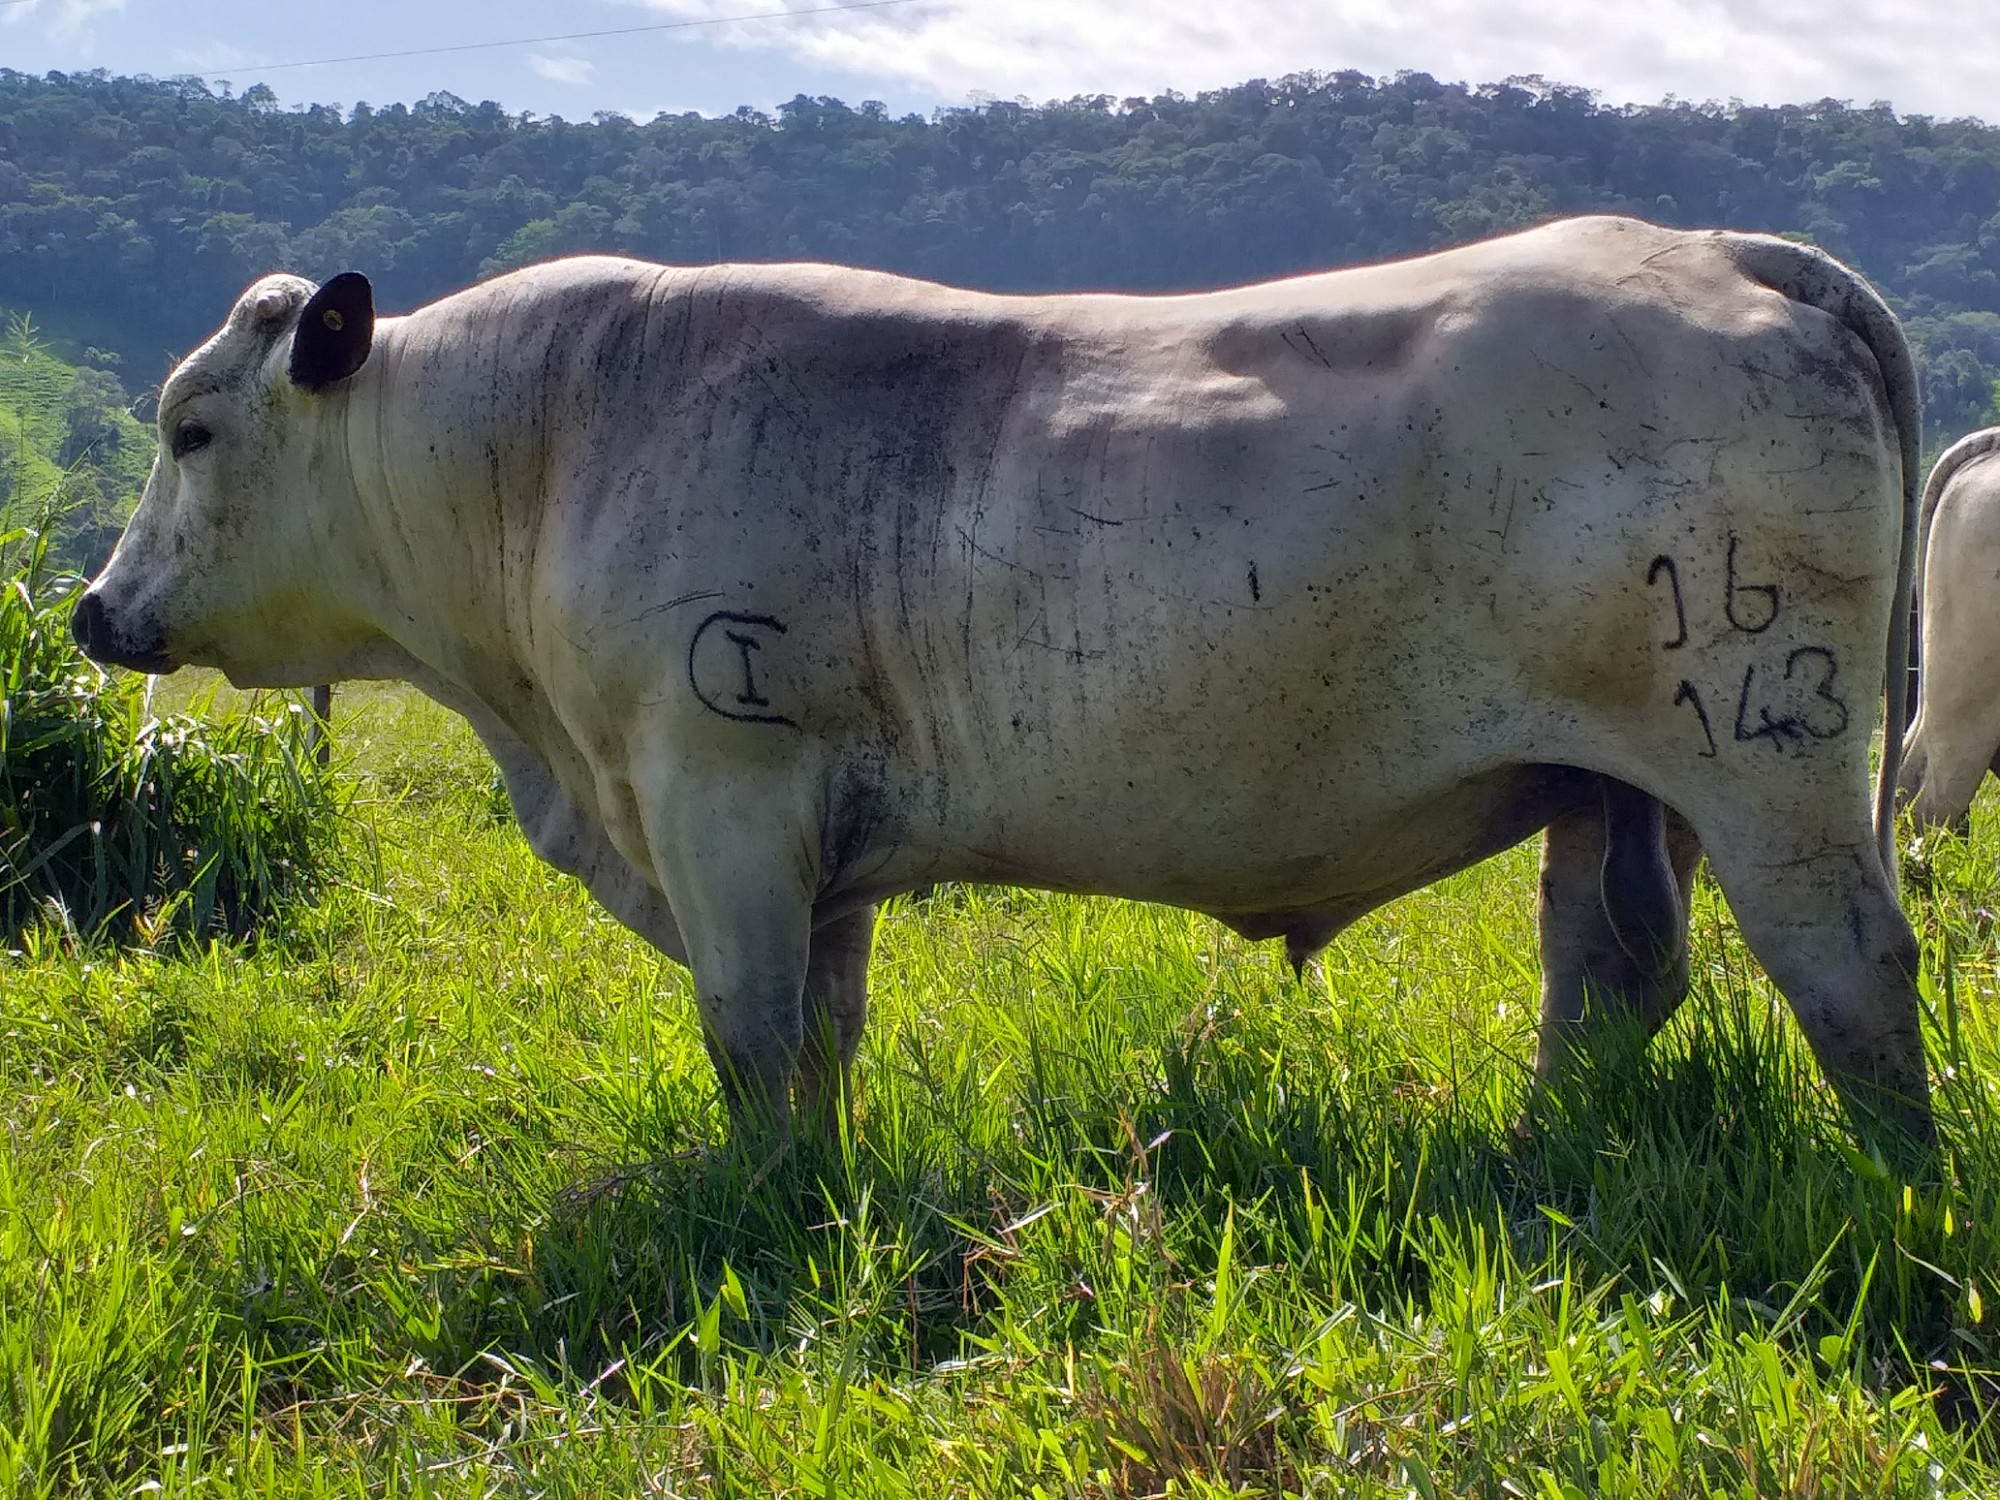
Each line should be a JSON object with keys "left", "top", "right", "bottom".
{"left": 3, "top": 680, "right": 1999, "bottom": 1497}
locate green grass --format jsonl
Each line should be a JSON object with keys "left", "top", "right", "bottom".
{"left": 1, "top": 521, "right": 346, "bottom": 945}
{"left": 2, "top": 679, "right": 1998, "bottom": 1496}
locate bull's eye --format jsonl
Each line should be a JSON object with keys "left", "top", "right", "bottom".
{"left": 170, "top": 420, "right": 213, "bottom": 461}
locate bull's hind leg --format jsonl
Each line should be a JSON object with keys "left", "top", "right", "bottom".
{"left": 1690, "top": 805, "right": 1933, "bottom": 1153}
{"left": 796, "top": 905, "right": 875, "bottom": 1135}
{"left": 1534, "top": 781, "right": 1702, "bottom": 1082}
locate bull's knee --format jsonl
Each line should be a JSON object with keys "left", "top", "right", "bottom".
{"left": 700, "top": 1006, "right": 805, "bottom": 1143}
{"left": 1900, "top": 714, "right": 2000, "bottom": 831}
{"left": 1802, "top": 898, "right": 1932, "bottom": 1147}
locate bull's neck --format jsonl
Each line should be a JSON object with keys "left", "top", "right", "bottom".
{"left": 339, "top": 312, "right": 556, "bottom": 724}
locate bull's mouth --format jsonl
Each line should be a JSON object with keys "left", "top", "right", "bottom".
{"left": 100, "top": 646, "right": 179, "bottom": 675}
{"left": 69, "top": 592, "right": 178, "bottom": 675}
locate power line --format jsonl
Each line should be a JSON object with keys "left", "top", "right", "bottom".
{"left": 202, "top": 0, "right": 931, "bottom": 76}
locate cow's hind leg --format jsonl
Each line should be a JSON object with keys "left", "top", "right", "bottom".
{"left": 1900, "top": 664, "right": 2000, "bottom": 831}
{"left": 796, "top": 905, "right": 875, "bottom": 1136}
{"left": 1692, "top": 810, "right": 1933, "bottom": 1156}
{"left": 1534, "top": 780, "right": 1701, "bottom": 1084}
{"left": 1901, "top": 718, "right": 1998, "bottom": 833}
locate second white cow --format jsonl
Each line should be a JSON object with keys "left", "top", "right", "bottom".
{"left": 1901, "top": 427, "right": 2000, "bottom": 830}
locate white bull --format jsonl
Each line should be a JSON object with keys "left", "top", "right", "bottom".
{"left": 1900, "top": 427, "right": 2000, "bottom": 830}
{"left": 75, "top": 215, "right": 1933, "bottom": 1149}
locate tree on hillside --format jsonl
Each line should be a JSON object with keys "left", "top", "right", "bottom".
{"left": 3, "top": 66, "right": 1999, "bottom": 445}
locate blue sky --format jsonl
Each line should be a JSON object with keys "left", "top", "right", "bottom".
{"left": 5, "top": 0, "right": 1993, "bottom": 125}
{"left": 2, "top": 0, "right": 944, "bottom": 119}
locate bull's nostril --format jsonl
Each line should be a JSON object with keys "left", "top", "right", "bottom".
{"left": 71, "top": 592, "right": 105, "bottom": 656}
{"left": 67, "top": 591, "right": 172, "bottom": 673}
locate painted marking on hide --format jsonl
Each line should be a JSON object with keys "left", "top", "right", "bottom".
{"left": 1646, "top": 555, "right": 1688, "bottom": 649}
{"left": 1732, "top": 646, "right": 1850, "bottom": 750}
{"left": 688, "top": 611, "right": 798, "bottom": 727}
{"left": 1672, "top": 680, "right": 1718, "bottom": 757}
{"left": 1724, "top": 533, "right": 1780, "bottom": 634}
{"left": 1647, "top": 546, "right": 1847, "bottom": 757}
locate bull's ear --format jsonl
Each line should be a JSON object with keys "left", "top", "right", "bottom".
{"left": 288, "top": 272, "right": 374, "bottom": 391}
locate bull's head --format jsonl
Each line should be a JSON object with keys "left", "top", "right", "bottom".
{"left": 72, "top": 271, "right": 376, "bottom": 685}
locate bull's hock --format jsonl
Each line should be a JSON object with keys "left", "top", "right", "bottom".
{"left": 74, "top": 214, "right": 1933, "bottom": 1156}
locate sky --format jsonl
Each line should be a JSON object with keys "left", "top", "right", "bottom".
{"left": 3, "top": 0, "right": 1996, "bottom": 126}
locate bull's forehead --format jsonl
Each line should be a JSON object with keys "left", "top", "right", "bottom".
{"left": 159, "top": 273, "right": 318, "bottom": 412}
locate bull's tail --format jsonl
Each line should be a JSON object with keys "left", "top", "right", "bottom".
{"left": 1719, "top": 231, "right": 1923, "bottom": 880}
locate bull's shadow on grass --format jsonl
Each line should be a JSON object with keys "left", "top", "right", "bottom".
{"left": 500, "top": 965, "right": 1985, "bottom": 1417}
{"left": 145, "top": 856, "right": 1990, "bottom": 1445}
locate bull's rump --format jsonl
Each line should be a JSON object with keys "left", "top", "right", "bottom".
{"left": 508, "top": 219, "right": 1902, "bottom": 905}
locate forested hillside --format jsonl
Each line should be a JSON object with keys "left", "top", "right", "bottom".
{"left": 5, "top": 65, "right": 2000, "bottom": 441}
{"left": 0, "top": 311, "right": 149, "bottom": 571}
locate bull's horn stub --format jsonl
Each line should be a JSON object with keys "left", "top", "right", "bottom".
{"left": 323, "top": 310, "right": 345, "bottom": 331}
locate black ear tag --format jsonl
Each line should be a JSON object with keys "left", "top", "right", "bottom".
{"left": 289, "top": 272, "right": 375, "bottom": 391}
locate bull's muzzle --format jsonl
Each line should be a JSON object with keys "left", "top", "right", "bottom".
{"left": 70, "top": 591, "right": 174, "bottom": 674}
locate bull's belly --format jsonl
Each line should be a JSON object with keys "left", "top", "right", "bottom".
{"left": 836, "top": 760, "right": 1596, "bottom": 927}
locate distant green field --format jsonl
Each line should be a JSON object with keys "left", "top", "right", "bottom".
{"left": 2, "top": 679, "right": 1996, "bottom": 1496}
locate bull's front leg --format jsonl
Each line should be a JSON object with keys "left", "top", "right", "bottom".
{"left": 642, "top": 787, "right": 817, "bottom": 1150}
{"left": 688, "top": 885, "right": 812, "bottom": 1146}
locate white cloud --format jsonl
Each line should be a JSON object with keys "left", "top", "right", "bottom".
{"left": 171, "top": 40, "right": 264, "bottom": 74}
{"left": 526, "top": 52, "right": 599, "bottom": 87}
{"left": 4, "top": 0, "right": 125, "bottom": 49}
{"left": 623, "top": 0, "right": 2000, "bottom": 123}
{"left": 618, "top": 102, "right": 711, "bottom": 120}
